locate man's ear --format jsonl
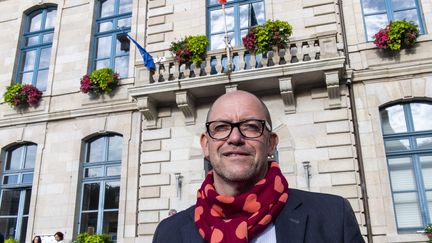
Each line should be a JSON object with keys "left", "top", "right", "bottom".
{"left": 200, "top": 133, "right": 210, "bottom": 158}
{"left": 267, "top": 132, "right": 279, "bottom": 155}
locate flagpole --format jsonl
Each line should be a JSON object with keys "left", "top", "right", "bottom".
{"left": 222, "top": 3, "right": 232, "bottom": 73}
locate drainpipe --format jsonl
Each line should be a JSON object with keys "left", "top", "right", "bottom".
{"left": 336, "top": 0, "right": 373, "bottom": 242}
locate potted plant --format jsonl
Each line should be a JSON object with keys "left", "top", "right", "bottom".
{"left": 242, "top": 19, "right": 292, "bottom": 54}
{"left": 80, "top": 68, "right": 119, "bottom": 95}
{"left": 3, "top": 83, "right": 43, "bottom": 108}
{"left": 373, "top": 20, "right": 419, "bottom": 52}
{"left": 425, "top": 224, "right": 432, "bottom": 242}
{"left": 73, "top": 232, "right": 111, "bottom": 243}
{"left": 169, "top": 35, "right": 209, "bottom": 65}
{"left": 5, "top": 237, "right": 18, "bottom": 243}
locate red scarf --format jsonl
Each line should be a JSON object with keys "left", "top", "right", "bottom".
{"left": 194, "top": 161, "right": 289, "bottom": 243}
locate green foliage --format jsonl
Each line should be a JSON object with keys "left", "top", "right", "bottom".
{"left": 89, "top": 68, "right": 119, "bottom": 93}
{"left": 243, "top": 19, "right": 292, "bottom": 54}
{"left": 74, "top": 233, "right": 111, "bottom": 243}
{"left": 5, "top": 237, "right": 18, "bottom": 243}
{"left": 3, "top": 83, "right": 23, "bottom": 106}
{"left": 186, "top": 35, "right": 209, "bottom": 65}
{"left": 387, "top": 20, "right": 419, "bottom": 51}
{"left": 425, "top": 223, "right": 432, "bottom": 234}
{"left": 169, "top": 35, "right": 209, "bottom": 65}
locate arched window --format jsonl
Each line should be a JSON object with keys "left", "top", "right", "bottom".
{"left": 79, "top": 134, "right": 122, "bottom": 241}
{"left": 92, "top": 0, "right": 132, "bottom": 78}
{"left": 0, "top": 143, "right": 37, "bottom": 243}
{"left": 380, "top": 102, "right": 432, "bottom": 232}
{"left": 16, "top": 7, "right": 57, "bottom": 91}
{"left": 207, "top": 0, "right": 265, "bottom": 50}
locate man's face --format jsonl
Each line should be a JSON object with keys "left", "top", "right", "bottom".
{"left": 200, "top": 92, "right": 278, "bottom": 192}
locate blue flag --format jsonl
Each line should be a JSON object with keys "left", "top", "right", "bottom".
{"left": 126, "top": 33, "right": 156, "bottom": 70}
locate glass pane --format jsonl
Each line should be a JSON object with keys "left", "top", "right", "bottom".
{"left": 97, "top": 36, "right": 112, "bottom": 58}
{"left": 0, "top": 217, "right": 17, "bottom": 239}
{"left": 116, "top": 37, "right": 130, "bottom": 56}
{"left": 21, "top": 72, "right": 34, "bottom": 85}
{"left": 364, "top": 14, "right": 388, "bottom": 41}
{"left": 392, "top": 0, "right": 416, "bottom": 10}
{"left": 88, "top": 137, "right": 105, "bottom": 163}
{"left": 119, "top": 0, "right": 133, "bottom": 14}
{"left": 108, "top": 136, "right": 122, "bottom": 161}
{"left": 411, "top": 103, "right": 432, "bottom": 132}
{"left": 45, "top": 9, "right": 57, "bottom": 29}
{"left": 388, "top": 157, "right": 416, "bottom": 191}
{"left": 3, "top": 175, "right": 18, "bottom": 185}
{"left": 22, "top": 174, "right": 33, "bottom": 184}
{"left": 39, "top": 48, "right": 52, "bottom": 69}
{"left": 394, "top": 9, "right": 420, "bottom": 29}
{"left": 104, "top": 181, "right": 120, "bottom": 209}
{"left": 24, "top": 145, "right": 37, "bottom": 169}
{"left": 26, "top": 36, "right": 39, "bottom": 46}
{"left": 0, "top": 190, "right": 20, "bottom": 215}
{"left": 417, "top": 137, "right": 432, "bottom": 150}
{"left": 210, "top": 7, "right": 234, "bottom": 34}
{"left": 240, "top": 2, "right": 265, "bottom": 29}
{"left": 36, "top": 70, "right": 48, "bottom": 91}
{"left": 114, "top": 56, "right": 128, "bottom": 78}
{"left": 23, "top": 50, "right": 37, "bottom": 71}
{"left": 43, "top": 33, "right": 54, "bottom": 43}
{"left": 211, "top": 32, "right": 235, "bottom": 50}
{"left": 420, "top": 156, "right": 432, "bottom": 189}
{"left": 84, "top": 167, "right": 103, "bottom": 178}
{"left": 80, "top": 212, "right": 98, "bottom": 234}
{"left": 117, "top": 17, "right": 131, "bottom": 28}
{"left": 6, "top": 147, "right": 24, "bottom": 171}
{"left": 29, "top": 13, "right": 42, "bottom": 32}
{"left": 393, "top": 192, "right": 422, "bottom": 228}
{"left": 23, "top": 189, "right": 31, "bottom": 215}
{"left": 99, "top": 21, "right": 113, "bottom": 32}
{"left": 380, "top": 105, "right": 407, "bottom": 134}
{"left": 82, "top": 183, "right": 100, "bottom": 210}
{"left": 384, "top": 139, "right": 410, "bottom": 152}
{"left": 362, "top": 0, "right": 386, "bottom": 14}
{"left": 96, "top": 59, "right": 111, "bottom": 70}
{"left": 107, "top": 166, "right": 121, "bottom": 177}
{"left": 101, "top": 0, "right": 115, "bottom": 17}
{"left": 103, "top": 211, "right": 118, "bottom": 236}
{"left": 20, "top": 216, "right": 28, "bottom": 243}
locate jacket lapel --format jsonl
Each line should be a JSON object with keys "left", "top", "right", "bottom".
{"left": 275, "top": 193, "right": 308, "bottom": 243}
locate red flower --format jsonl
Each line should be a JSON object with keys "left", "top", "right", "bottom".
{"left": 218, "top": 0, "right": 227, "bottom": 5}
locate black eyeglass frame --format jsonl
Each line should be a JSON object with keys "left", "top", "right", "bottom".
{"left": 205, "top": 119, "right": 272, "bottom": 140}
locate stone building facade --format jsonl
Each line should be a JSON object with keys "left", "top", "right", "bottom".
{"left": 0, "top": 0, "right": 430, "bottom": 243}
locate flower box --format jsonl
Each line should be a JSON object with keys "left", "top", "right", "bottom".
{"left": 169, "top": 35, "right": 209, "bottom": 65}
{"left": 242, "top": 20, "right": 292, "bottom": 54}
{"left": 80, "top": 68, "right": 119, "bottom": 95}
{"left": 373, "top": 20, "right": 419, "bottom": 52}
{"left": 3, "top": 83, "right": 42, "bottom": 108}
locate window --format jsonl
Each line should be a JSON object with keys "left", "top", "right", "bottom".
{"left": 92, "top": 0, "right": 132, "bottom": 78}
{"left": 79, "top": 135, "right": 122, "bottom": 241}
{"left": 361, "top": 0, "right": 424, "bottom": 41}
{"left": 0, "top": 144, "right": 36, "bottom": 243}
{"left": 380, "top": 102, "right": 432, "bottom": 232}
{"left": 16, "top": 7, "right": 57, "bottom": 91}
{"left": 207, "top": 0, "right": 265, "bottom": 50}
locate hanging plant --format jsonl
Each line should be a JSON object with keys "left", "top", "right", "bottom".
{"left": 3, "top": 83, "right": 42, "bottom": 108}
{"left": 80, "top": 68, "right": 119, "bottom": 95}
{"left": 169, "top": 35, "right": 209, "bottom": 65}
{"left": 73, "top": 233, "right": 111, "bottom": 243}
{"left": 373, "top": 20, "right": 419, "bottom": 52}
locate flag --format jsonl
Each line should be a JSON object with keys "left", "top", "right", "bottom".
{"left": 218, "top": 0, "right": 227, "bottom": 5}
{"left": 250, "top": 4, "right": 258, "bottom": 27}
{"left": 126, "top": 33, "right": 156, "bottom": 70}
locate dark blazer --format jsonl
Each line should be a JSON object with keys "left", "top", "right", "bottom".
{"left": 153, "top": 188, "right": 365, "bottom": 243}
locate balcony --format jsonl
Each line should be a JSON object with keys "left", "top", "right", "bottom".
{"left": 129, "top": 31, "right": 345, "bottom": 128}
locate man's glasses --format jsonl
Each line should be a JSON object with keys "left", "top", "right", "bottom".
{"left": 205, "top": 119, "right": 271, "bottom": 140}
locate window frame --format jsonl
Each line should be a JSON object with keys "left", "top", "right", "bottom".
{"left": 91, "top": 0, "right": 132, "bottom": 77}
{"left": 380, "top": 102, "right": 432, "bottom": 232}
{"left": 78, "top": 134, "right": 122, "bottom": 239}
{"left": 360, "top": 0, "right": 425, "bottom": 41}
{"left": 16, "top": 7, "right": 57, "bottom": 91}
{"left": 207, "top": 0, "right": 265, "bottom": 50}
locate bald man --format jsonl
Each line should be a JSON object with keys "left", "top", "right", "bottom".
{"left": 153, "top": 91, "right": 364, "bottom": 243}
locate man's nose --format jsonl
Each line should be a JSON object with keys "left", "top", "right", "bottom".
{"left": 227, "top": 126, "right": 244, "bottom": 144}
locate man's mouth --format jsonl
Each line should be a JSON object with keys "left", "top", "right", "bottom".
{"left": 222, "top": 151, "right": 250, "bottom": 157}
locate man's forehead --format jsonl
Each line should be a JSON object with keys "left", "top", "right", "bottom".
{"left": 208, "top": 93, "right": 266, "bottom": 120}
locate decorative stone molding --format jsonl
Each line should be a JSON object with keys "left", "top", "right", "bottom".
{"left": 279, "top": 76, "right": 296, "bottom": 114}
{"left": 225, "top": 84, "right": 238, "bottom": 92}
{"left": 136, "top": 96, "right": 158, "bottom": 129}
{"left": 325, "top": 70, "right": 341, "bottom": 108}
{"left": 175, "top": 91, "right": 196, "bottom": 125}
